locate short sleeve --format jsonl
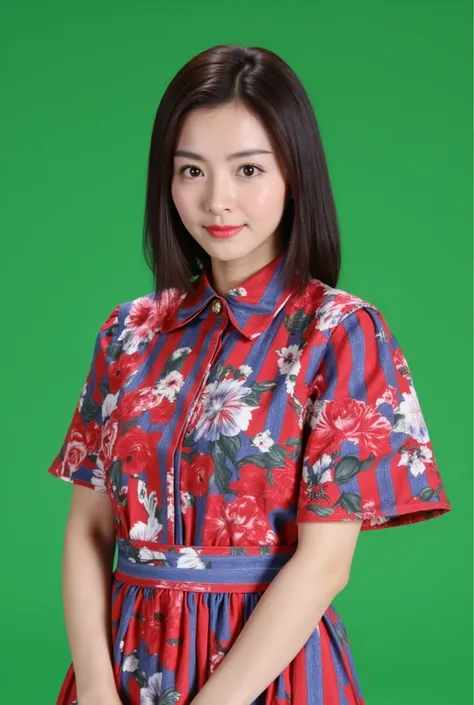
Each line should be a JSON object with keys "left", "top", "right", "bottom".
{"left": 46, "top": 304, "right": 120, "bottom": 493}
{"left": 296, "top": 307, "right": 452, "bottom": 530}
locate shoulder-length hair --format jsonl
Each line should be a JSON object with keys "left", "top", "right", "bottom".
{"left": 143, "top": 44, "right": 341, "bottom": 297}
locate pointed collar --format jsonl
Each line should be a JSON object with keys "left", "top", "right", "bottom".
{"left": 160, "top": 251, "right": 294, "bottom": 340}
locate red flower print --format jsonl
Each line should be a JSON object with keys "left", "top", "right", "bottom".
{"left": 84, "top": 421, "right": 101, "bottom": 454}
{"left": 265, "top": 463, "right": 298, "bottom": 509}
{"left": 108, "top": 352, "right": 142, "bottom": 394}
{"left": 230, "top": 465, "right": 265, "bottom": 498}
{"left": 116, "top": 387, "right": 160, "bottom": 421}
{"left": 287, "top": 280, "right": 325, "bottom": 315}
{"left": 62, "top": 428, "right": 88, "bottom": 477}
{"left": 308, "top": 398, "right": 392, "bottom": 460}
{"left": 203, "top": 495, "right": 276, "bottom": 546}
{"left": 188, "top": 454, "right": 214, "bottom": 498}
{"left": 148, "top": 397, "right": 175, "bottom": 424}
{"left": 101, "top": 418, "right": 119, "bottom": 462}
{"left": 114, "top": 426, "right": 153, "bottom": 475}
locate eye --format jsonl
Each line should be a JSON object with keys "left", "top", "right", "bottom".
{"left": 237, "top": 164, "right": 263, "bottom": 178}
{"left": 178, "top": 165, "right": 203, "bottom": 178}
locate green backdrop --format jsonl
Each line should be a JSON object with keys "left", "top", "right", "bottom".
{"left": 2, "top": 1, "right": 472, "bottom": 703}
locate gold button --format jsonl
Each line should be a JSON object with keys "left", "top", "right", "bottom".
{"left": 211, "top": 299, "right": 222, "bottom": 314}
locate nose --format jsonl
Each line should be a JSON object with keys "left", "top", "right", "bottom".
{"left": 203, "top": 174, "right": 234, "bottom": 214}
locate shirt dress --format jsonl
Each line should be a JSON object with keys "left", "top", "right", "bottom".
{"left": 47, "top": 250, "right": 452, "bottom": 705}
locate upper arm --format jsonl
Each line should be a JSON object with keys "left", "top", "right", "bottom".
{"left": 296, "top": 519, "right": 362, "bottom": 586}
{"left": 67, "top": 484, "right": 117, "bottom": 546}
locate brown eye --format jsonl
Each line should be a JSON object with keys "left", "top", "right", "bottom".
{"left": 238, "top": 164, "right": 263, "bottom": 178}
{"left": 179, "top": 166, "right": 202, "bottom": 178}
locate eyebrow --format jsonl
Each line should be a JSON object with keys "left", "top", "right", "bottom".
{"left": 173, "top": 148, "right": 273, "bottom": 161}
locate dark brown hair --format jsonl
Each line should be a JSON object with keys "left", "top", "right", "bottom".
{"left": 143, "top": 44, "right": 341, "bottom": 297}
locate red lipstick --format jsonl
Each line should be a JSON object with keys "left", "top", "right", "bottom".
{"left": 204, "top": 225, "right": 244, "bottom": 239}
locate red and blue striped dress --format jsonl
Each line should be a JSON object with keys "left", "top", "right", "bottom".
{"left": 47, "top": 251, "right": 451, "bottom": 705}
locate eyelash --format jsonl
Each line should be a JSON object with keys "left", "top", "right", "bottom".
{"left": 178, "top": 163, "right": 264, "bottom": 178}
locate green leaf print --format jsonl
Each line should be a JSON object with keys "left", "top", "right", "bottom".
{"left": 133, "top": 669, "right": 148, "bottom": 688}
{"left": 98, "top": 382, "right": 109, "bottom": 400}
{"left": 81, "top": 397, "right": 102, "bottom": 422}
{"left": 230, "top": 546, "right": 247, "bottom": 556}
{"left": 211, "top": 442, "right": 233, "bottom": 495}
{"left": 106, "top": 340, "right": 123, "bottom": 362}
{"left": 334, "top": 455, "right": 373, "bottom": 485}
{"left": 266, "top": 468, "right": 274, "bottom": 486}
{"left": 285, "top": 436, "right": 302, "bottom": 447}
{"left": 243, "top": 380, "right": 278, "bottom": 407}
{"left": 236, "top": 454, "right": 268, "bottom": 469}
{"left": 337, "top": 492, "right": 362, "bottom": 515}
{"left": 220, "top": 434, "right": 241, "bottom": 463}
{"left": 285, "top": 309, "right": 313, "bottom": 334}
{"left": 108, "top": 459, "right": 123, "bottom": 502}
{"left": 161, "top": 349, "right": 190, "bottom": 378}
{"left": 265, "top": 445, "right": 287, "bottom": 468}
{"left": 158, "top": 688, "right": 182, "bottom": 705}
{"left": 417, "top": 487, "right": 435, "bottom": 501}
{"left": 306, "top": 504, "right": 334, "bottom": 517}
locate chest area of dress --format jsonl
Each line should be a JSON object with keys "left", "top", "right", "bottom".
{"left": 109, "top": 318, "right": 317, "bottom": 485}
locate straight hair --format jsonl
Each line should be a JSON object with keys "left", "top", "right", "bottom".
{"left": 143, "top": 44, "right": 341, "bottom": 297}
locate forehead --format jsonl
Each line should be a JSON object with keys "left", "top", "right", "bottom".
{"left": 175, "top": 102, "right": 273, "bottom": 154}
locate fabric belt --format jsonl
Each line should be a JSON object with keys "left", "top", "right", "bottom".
{"left": 113, "top": 537, "right": 296, "bottom": 593}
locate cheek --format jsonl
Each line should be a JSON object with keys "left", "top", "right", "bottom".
{"left": 246, "top": 180, "right": 286, "bottom": 220}
{"left": 171, "top": 181, "right": 194, "bottom": 219}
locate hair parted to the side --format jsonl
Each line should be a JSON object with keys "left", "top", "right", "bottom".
{"left": 143, "top": 44, "right": 341, "bottom": 297}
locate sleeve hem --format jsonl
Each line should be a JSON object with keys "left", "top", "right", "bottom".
{"left": 47, "top": 466, "right": 105, "bottom": 493}
{"left": 296, "top": 499, "right": 452, "bottom": 531}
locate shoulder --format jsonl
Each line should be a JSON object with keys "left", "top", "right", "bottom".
{"left": 98, "top": 289, "right": 185, "bottom": 356}
{"left": 289, "top": 278, "right": 391, "bottom": 337}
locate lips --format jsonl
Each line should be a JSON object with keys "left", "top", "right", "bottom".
{"left": 204, "top": 225, "right": 244, "bottom": 239}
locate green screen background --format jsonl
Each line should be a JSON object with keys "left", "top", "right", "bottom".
{"left": 2, "top": 1, "right": 472, "bottom": 703}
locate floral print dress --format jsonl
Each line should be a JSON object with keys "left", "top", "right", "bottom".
{"left": 47, "top": 251, "right": 451, "bottom": 705}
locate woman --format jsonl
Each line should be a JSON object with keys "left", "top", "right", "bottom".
{"left": 47, "top": 44, "right": 452, "bottom": 705}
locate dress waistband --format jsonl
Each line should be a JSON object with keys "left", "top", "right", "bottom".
{"left": 113, "top": 537, "right": 296, "bottom": 593}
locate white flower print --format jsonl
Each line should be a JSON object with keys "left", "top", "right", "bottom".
{"left": 170, "top": 346, "right": 192, "bottom": 361}
{"left": 303, "top": 453, "right": 333, "bottom": 485}
{"left": 393, "top": 387, "right": 430, "bottom": 443}
{"left": 252, "top": 430, "right": 274, "bottom": 453}
{"left": 177, "top": 548, "right": 206, "bottom": 570}
{"left": 227, "top": 286, "right": 247, "bottom": 297}
{"left": 122, "top": 652, "right": 139, "bottom": 673}
{"left": 315, "top": 294, "right": 357, "bottom": 331}
{"left": 138, "top": 547, "right": 166, "bottom": 562}
{"left": 141, "top": 672, "right": 163, "bottom": 705}
{"left": 239, "top": 364, "right": 252, "bottom": 378}
{"left": 118, "top": 291, "right": 184, "bottom": 355}
{"left": 91, "top": 457, "right": 107, "bottom": 492}
{"left": 398, "top": 444, "right": 433, "bottom": 478}
{"left": 78, "top": 381, "right": 88, "bottom": 412}
{"left": 130, "top": 483, "right": 162, "bottom": 540}
{"left": 277, "top": 345, "right": 302, "bottom": 376}
{"left": 101, "top": 391, "right": 119, "bottom": 420}
{"left": 156, "top": 370, "right": 184, "bottom": 402}
{"left": 137, "top": 479, "right": 147, "bottom": 505}
{"left": 181, "top": 491, "right": 193, "bottom": 514}
{"left": 285, "top": 377, "right": 295, "bottom": 396}
{"left": 195, "top": 378, "right": 257, "bottom": 442}
{"left": 129, "top": 517, "right": 162, "bottom": 542}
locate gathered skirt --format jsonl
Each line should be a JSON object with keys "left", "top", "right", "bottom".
{"left": 55, "top": 538, "right": 366, "bottom": 705}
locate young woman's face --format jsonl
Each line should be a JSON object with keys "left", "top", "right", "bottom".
{"left": 171, "top": 101, "right": 288, "bottom": 266}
